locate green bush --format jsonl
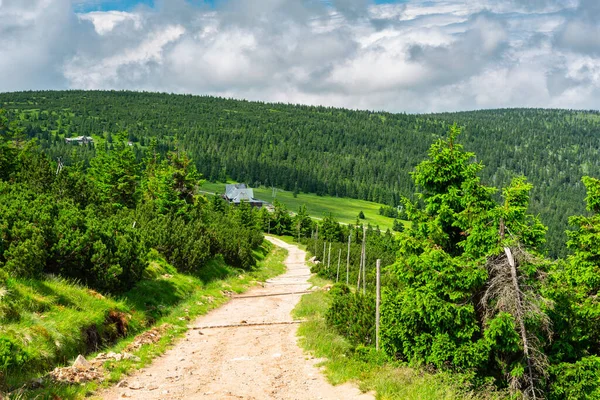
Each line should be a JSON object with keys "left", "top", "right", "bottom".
{"left": 0, "top": 337, "right": 29, "bottom": 371}
{"left": 326, "top": 283, "right": 375, "bottom": 347}
{"left": 549, "top": 356, "right": 600, "bottom": 399}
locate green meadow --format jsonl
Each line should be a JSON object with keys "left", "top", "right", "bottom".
{"left": 201, "top": 182, "right": 400, "bottom": 231}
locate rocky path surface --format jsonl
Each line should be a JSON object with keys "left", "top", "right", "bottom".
{"left": 101, "top": 236, "right": 373, "bottom": 400}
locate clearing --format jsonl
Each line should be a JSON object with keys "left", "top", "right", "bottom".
{"left": 99, "top": 236, "right": 372, "bottom": 400}
{"left": 201, "top": 182, "right": 400, "bottom": 231}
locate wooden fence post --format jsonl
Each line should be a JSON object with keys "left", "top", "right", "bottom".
{"left": 376, "top": 259, "right": 381, "bottom": 351}
{"left": 336, "top": 248, "right": 342, "bottom": 282}
{"left": 315, "top": 225, "right": 318, "bottom": 256}
{"left": 327, "top": 242, "right": 332, "bottom": 270}
{"left": 362, "top": 226, "right": 367, "bottom": 295}
{"left": 346, "top": 233, "right": 351, "bottom": 285}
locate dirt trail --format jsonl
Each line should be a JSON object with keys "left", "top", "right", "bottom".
{"left": 101, "top": 236, "right": 373, "bottom": 400}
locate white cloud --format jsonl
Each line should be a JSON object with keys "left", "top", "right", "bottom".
{"left": 79, "top": 11, "right": 142, "bottom": 34}
{"left": 0, "top": 0, "right": 599, "bottom": 112}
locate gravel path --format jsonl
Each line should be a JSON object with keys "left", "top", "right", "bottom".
{"left": 101, "top": 236, "right": 373, "bottom": 400}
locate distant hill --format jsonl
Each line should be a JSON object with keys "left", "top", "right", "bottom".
{"left": 2, "top": 90, "right": 599, "bottom": 257}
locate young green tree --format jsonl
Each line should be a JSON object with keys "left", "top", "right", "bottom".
{"left": 320, "top": 213, "right": 343, "bottom": 242}
{"left": 271, "top": 200, "right": 292, "bottom": 235}
{"left": 142, "top": 151, "right": 201, "bottom": 215}
{"left": 294, "top": 205, "right": 314, "bottom": 238}
{"left": 89, "top": 137, "right": 140, "bottom": 209}
{"left": 382, "top": 125, "right": 550, "bottom": 396}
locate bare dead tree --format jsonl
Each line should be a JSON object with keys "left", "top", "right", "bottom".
{"left": 482, "top": 245, "right": 552, "bottom": 399}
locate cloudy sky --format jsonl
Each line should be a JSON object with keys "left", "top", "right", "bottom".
{"left": 0, "top": 0, "right": 599, "bottom": 112}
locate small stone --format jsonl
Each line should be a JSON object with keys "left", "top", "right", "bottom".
{"left": 116, "top": 380, "right": 128, "bottom": 388}
{"left": 73, "top": 355, "right": 91, "bottom": 369}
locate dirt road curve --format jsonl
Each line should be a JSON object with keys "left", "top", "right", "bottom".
{"left": 101, "top": 236, "right": 373, "bottom": 400}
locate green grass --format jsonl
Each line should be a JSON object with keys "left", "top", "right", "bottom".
{"left": 1, "top": 242, "right": 288, "bottom": 399}
{"left": 292, "top": 281, "right": 506, "bottom": 400}
{"left": 201, "top": 182, "right": 403, "bottom": 231}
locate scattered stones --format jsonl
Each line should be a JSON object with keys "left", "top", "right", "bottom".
{"left": 48, "top": 360, "right": 104, "bottom": 384}
{"left": 124, "top": 324, "right": 171, "bottom": 353}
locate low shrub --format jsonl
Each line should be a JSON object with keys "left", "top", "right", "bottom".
{"left": 326, "top": 283, "right": 375, "bottom": 347}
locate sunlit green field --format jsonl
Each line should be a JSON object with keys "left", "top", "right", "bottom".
{"left": 201, "top": 182, "right": 399, "bottom": 231}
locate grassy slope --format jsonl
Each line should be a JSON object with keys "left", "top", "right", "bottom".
{"left": 292, "top": 278, "right": 506, "bottom": 400}
{"left": 201, "top": 182, "right": 399, "bottom": 231}
{"left": 2, "top": 243, "right": 287, "bottom": 399}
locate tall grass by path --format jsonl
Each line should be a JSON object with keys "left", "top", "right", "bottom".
{"left": 2, "top": 242, "right": 288, "bottom": 399}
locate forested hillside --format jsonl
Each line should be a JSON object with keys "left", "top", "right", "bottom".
{"left": 2, "top": 90, "right": 599, "bottom": 257}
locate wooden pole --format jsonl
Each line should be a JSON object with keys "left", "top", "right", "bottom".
{"left": 362, "top": 226, "right": 367, "bottom": 295}
{"left": 357, "top": 243, "right": 363, "bottom": 291}
{"left": 315, "top": 225, "right": 318, "bottom": 256}
{"left": 376, "top": 259, "right": 381, "bottom": 351}
{"left": 327, "top": 242, "right": 332, "bottom": 270}
{"left": 323, "top": 242, "right": 327, "bottom": 263}
{"left": 346, "top": 233, "right": 351, "bottom": 285}
{"left": 336, "top": 248, "right": 342, "bottom": 282}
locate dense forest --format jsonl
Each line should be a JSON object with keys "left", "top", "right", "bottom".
{"left": 303, "top": 127, "right": 600, "bottom": 399}
{"left": 1, "top": 91, "right": 599, "bottom": 257}
{"left": 0, "top": 91, "right": 600, "bottom": 257}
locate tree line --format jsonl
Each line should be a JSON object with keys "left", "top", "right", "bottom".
{"left": 2, "top": 91, "right": 600, "bottom": 257}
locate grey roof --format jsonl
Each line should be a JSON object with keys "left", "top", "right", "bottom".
{"left": 225, "top": 183, "right": 256, "bottom": 203}
{"left": 65, "top": 136, "right": 94, "bottom": 144}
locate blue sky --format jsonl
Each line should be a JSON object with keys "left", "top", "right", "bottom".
{"left": 1, "top": 0, "right": 599, "bottom": 112}
{"left": 75, "top": 0, "right": 403, "bottom": 12}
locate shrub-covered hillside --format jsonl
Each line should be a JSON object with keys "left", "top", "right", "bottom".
{"left": 0, "top": 109, "right": 267, "bottom": 388}
{"left": 2, "top": 91, "right": 599, "bottom": 258}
